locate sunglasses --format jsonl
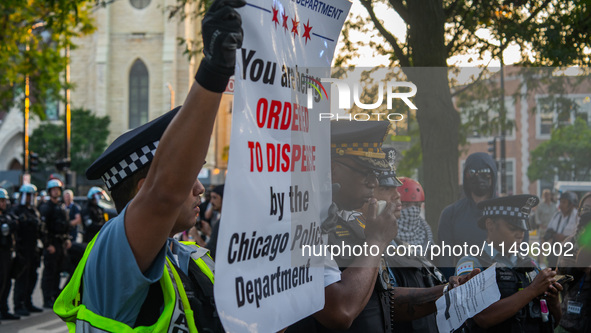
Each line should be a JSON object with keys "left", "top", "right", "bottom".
{"left": 467, "top": 168, "right": 492, "bottom": 178}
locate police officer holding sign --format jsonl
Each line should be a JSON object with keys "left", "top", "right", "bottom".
{"left": 11, "top": 184, "right": 44, "bottom": 316}
{"left": 455, "top": 195, "right": 562, "bottom": 332}
{"left": 54, "top": 0, "right": 244, "bottom": 331}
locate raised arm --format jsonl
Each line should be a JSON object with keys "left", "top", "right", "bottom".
{"left": 390, "top": 268, "right": 480, "bottom": 321}
{"left": 125, "top": 0, "right": 245, "bottom": 272}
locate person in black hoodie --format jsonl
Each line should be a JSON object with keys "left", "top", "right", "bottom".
{"left": 437, "top": 152, "right": 497, "bottom": 277}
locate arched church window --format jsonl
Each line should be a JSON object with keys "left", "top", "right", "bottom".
{"left": 129, "top": 59, "right": 149, "bottom": 129}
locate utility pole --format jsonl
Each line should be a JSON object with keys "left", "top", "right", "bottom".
{"left": 499, "top": 36, "right": 507, "bottom": 195}
{"left": 64, "top": 45, "right": 72, "bottom": 188}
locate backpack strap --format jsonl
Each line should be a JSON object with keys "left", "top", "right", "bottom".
{"left": 172, "top": 259, "right": 224, "bottom": 332}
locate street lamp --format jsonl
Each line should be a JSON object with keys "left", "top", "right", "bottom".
{"left": 494, "top": 6, "right": 512, "bottom": 195}
{"left": 22, "top": 21, "right": 47, "bottom": 178}
{"left": 166, "top": 82, "right": 175, "bottom": 110}
{"left": 64, "top": 44, "right": 72, "bottom": 188}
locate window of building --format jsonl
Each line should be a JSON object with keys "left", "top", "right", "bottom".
{"left": 536, "top": 95, "right": 591, "bottom": 138}
{"left": 44, "top": 90, "right": 59, "bottom": 121}
{"left": 129, "top": 59, "right": 149, "bottom": 129}
{"left": 501, "top": 159, "right": 515, "bottom": 195}
{"left": 130, "top": 0, "right": 151, "bottom": 9}
{"left": 460, "top": 97, "right": 515, "bottom": 141}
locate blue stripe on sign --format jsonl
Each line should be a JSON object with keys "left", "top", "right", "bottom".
{"left": 246, "top": 3, "right": 271, "bottom": 13}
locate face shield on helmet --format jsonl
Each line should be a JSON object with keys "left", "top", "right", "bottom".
{"left": 47, "top": 179, "right": 63, "bottom": 200}
{"left": 0, "top": 188, "right": 8, "bottom": 212}
{"left": 19, "top": 184, "right": 38, "bottom": 206}
{"left": 47, "top": 179, "right": 64, "bottom": 198}
{"left": 47, "top": 179, "right": 63, "bottom": 190}
{"left": 87, "top": 186, "right": 107, "bottom": 204}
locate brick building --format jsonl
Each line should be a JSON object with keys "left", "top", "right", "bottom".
{"left": 459, "top": 67, "right": 591, "bottom": 197}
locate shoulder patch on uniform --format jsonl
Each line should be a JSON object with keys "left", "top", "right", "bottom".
{"left": 456, "top": 261, "right": 474, "bottom": 276}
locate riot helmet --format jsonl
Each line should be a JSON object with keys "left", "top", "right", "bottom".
{"left": 19, "top": 183, "right": 38, "bottom": 206}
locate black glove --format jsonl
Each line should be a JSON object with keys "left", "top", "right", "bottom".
{"left": 195, "top": 0, "right": 246, "bottom": 92}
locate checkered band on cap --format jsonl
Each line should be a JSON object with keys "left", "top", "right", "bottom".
{"left": 330, "top": 142, "right": 385, "bottom": 159}
{"left": 101, "top": 141, "right": 159, "bottom": 190}
{"left": 331, "top": 142, "right": 380, "bottom": 151}
{"left": 482, "top": 205, "right": 528, "bottom": 220}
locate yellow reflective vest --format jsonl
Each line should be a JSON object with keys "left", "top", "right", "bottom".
{"left": 54, "top": 236, "right": 215, "bottom": 332}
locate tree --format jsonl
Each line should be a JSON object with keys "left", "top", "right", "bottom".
{"left": 29, "top": 108, "right": 110, "bottom": 175}
{"left": 0, "top": 0, "right": 99, "bottom": 118}
{"left": 528, "top": 119, "right": 591, "bottom": 183}
{"left": 341, "top": 1, "right": 591, "bottom": 234}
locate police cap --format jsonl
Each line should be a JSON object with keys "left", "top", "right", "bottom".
{"left": 378, "top": 148, "right": 402, "bottom": 187}
{"left": 477, "top": 194, "right": 540, "bottom": 231}
{"left": 86, "top": 107, "right": 181, "bottom": 190}
{"left": 330, "top": 121, "right": 391, "bottom": 171}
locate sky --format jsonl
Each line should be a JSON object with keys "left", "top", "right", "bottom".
{"left": 336, "top": 1, "right": 524, "bottom": 68}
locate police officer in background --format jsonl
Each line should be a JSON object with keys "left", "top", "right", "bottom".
{"left": 0, "top": 187, "right": 20, "bottom": 320}
{"left": 37, "top": 190, "right": 48, "bottom": 209}
{"left": 81, "top": 186, "right": 107, "bottom": 243}
{"left": 11, "top": 184, "right": 44, "bottom": 316}
{"left": 288, "top": 122, "right": 477, "bottom": 333}
{"left": 455, "top": 195, "right": 562, "bottom": 332}
{"left": 372, "top": 163, "right": 447, "bottom": 332}
{"left": 39, "top": 178, "right": 71, "bottom": 308}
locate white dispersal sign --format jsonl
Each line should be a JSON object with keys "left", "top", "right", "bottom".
{"left": 436, "top": 264, "right": 501, "bottom": 333}
{"left": 214, "top": 0, "right": 350, "bottom": 332}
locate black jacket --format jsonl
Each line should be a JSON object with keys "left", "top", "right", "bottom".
{"left": 437, "top": 153, "right": 497, "bottom": 272}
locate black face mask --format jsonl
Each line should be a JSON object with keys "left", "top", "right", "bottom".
{"left": 466, "top": 169, "right": 492, "bottom": 197}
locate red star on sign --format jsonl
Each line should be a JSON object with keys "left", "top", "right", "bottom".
{"left": 291, "top": 17, "right": 299, "bottom": 38}
{"left": 282, "top": 12, "right": 289, "bottom": 32}
{"left": 303, "top": 19, "right": 312, "bottom": 44}
{"left": 272, "top": 5, "right": 279, "bottom": 29}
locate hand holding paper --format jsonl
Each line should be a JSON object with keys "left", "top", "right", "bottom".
{"left": 448, "top": 268, "right": 481, "bottom": 289}
{"left": 436, "top": 264, "right": 500, "bottom": 333}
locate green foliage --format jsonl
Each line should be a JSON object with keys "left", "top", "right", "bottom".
{"left": 342, "top": 1, "right": 591, "bottom": 68}
{"left": 29, "top": 108, "right": 110, "bottom": 175}
{"left": 528, "top": 119, "right": 591, "bottom": 182}
{"left": 396, "top": 138, "right": 422, "bottom": 177}
{"left": 168, "top": 0, "right": 208, "bottom": 60}
{"left": 0, "top": 0, "right": 98, "bottom": 119}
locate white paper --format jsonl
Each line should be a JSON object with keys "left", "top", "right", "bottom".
{"left": 436, "top": 263, "right": 501, "bottom": 333}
